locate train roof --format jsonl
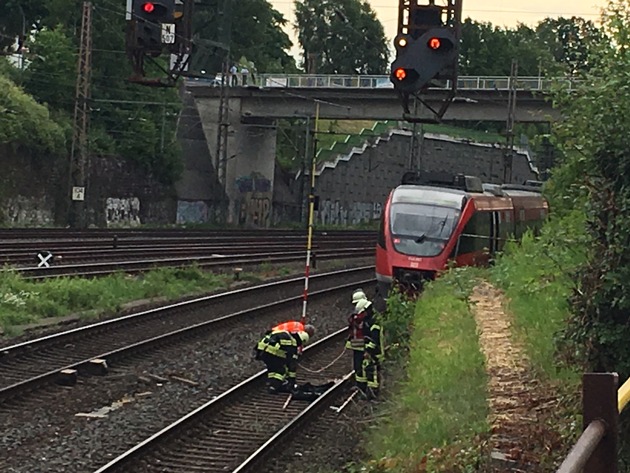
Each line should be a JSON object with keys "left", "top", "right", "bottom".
{"left": 392, "top": 185, "right": 467, "bottom": 209}
{"left": 482, "top": 183, "right": 545, "bottom": 198}
{"left": 392, "top": 183, "right": 546, "bottom": 210}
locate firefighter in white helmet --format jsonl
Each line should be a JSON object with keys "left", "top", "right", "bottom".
{"left": 346, "top": 289, "right": 383, "bottom": 399}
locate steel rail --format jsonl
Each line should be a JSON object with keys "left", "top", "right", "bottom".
{"left": 92, "top": 328, "right": 351, "bottom": 473}
{"left": 1, "top": 243, "right": 368, "bottom": 266}
{"left": 17, "top": 247, "right": 374, "bottom": 279}
{"left": 0, "top": 268, "right": 373, "bottom": 402}
{"left": 0, "top": 233, "right": 376, "bottom": 250}
{"left": 231, "top": 373, "right": 354, "bottom": 473}
{"left": 0, "top": 240, "right": 374, "bottom": 266}
{"left": 0, "top": 228, "right": 377, "bottom": 238}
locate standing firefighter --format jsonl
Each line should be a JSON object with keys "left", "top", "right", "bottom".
{"left": 255, "top": 330, "right": 310, "bottom": 394}
{"left": 347, "top": 289, "right": 384, "bottom": 399}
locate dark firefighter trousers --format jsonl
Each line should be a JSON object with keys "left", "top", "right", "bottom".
{"left": 260, "top": 352, "right": 297, "bottom": 392}
{"left": 352, "top": 349, "right": 378, "bottom": 393}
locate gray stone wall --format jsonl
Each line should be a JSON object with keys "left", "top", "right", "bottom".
{"left": 310, "top": 130, "right": 538, "bottom": 226}
{"left": 0, "top": 145, "right": 176, "bottom": 227}
{"left": 87, "top": 155, "right": 176, "bottom": 227}
{"left": 0, "top": 145, "right": 64, "bottom": 226}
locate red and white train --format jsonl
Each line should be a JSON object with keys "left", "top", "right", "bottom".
{"left": 375, "top": 173, "right": 548, "bottom": 298}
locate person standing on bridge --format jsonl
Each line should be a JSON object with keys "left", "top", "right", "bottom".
{"left": 229, "top": 64, "right": 238, "bottom": 86}
{"left": 346, "top": 289, "right": 383, "bottom": 399}
{"left": 240, "top": 65, "right": 249, "bottom": 85}
{"left": 255, "top": 330, "right": 310, "bottom": 394}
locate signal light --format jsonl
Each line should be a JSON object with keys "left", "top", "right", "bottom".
{"left": 397, "top": 37, "right": 408, "bottom": 48}
{"left": 390, "top": 27, "right": 458, "bottom": 94}
{"left": 394, "top": 68, "right": 407, "bottom": 81}
{"left": 428, "top": 37, "right": 441, "bottom": 50}
{"left": 142, "top": 2, "right": 155, "bottom": 12}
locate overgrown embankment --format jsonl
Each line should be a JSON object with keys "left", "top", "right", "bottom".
{"left": 361, "top": 211, "right": 587, "bottom": 472}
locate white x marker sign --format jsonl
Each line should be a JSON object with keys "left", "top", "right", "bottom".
{"left": 37, "top": 252, "right": 53, "bottom": 268}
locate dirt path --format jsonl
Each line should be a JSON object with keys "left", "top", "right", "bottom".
{"left": 470, "top": 281, "right": 553, "bottom": 471}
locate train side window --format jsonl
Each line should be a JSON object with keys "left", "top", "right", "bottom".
{"left": 377, "top": 210, "right": 386, "bottom": 248}
{"left": 458, "top": 212, "right": 491, "bottom": 255}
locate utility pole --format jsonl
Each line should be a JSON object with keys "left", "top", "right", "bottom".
{"left": 215, "top": 60, "right": 230, "bottom": 189}
{"left": 299, "top": 117, "right": 311, "bottom": 224}
{"left": 504, "top": 59, "right": 518, "bottom": 184}
{"left": 301, "top": 103, "right": 320, "bottom": 324}
{"left": 68, "top": 1, "right": 93, "bottom": 228}
{"left": 213, "top": 0, "right": 233, "bottom": 191}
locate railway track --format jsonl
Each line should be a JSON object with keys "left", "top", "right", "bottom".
{"left": 93, "top": 328, "right": 353, "bottom": 473}
{"left": 15, "top": 247, "right": 373, "bottom": 279}
{"left": 0, "top": 228, "right": 377, "bottom": 240}
{"left": 0, "top": 267, "right": 374, "bottom": 404}
{"left": 0, "top": 240, "right": 373, "bottom": 266}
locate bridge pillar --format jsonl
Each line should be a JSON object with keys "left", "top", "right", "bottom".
{"left": 194, "top": 95, "right": 277, "bottom": 227}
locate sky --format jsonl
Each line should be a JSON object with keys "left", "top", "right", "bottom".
{"left": 270, "top": 0, "right": 608, "bottom": 58}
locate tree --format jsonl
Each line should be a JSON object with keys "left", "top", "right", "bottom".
{"left": 192, "top": 0, "right": 296, "bottom": 75}
{"left": 536, "top": 17, "right": 604, "bottom": 75}
{"left": 459, "top": 19, "right": 557, "bottom": 76}
{"left": 22, "top": 27, "right": 76, "bottom": 114}
{"left": 0, "top": 72, "right": 66, "bottom": 156}
{"left": 294, "top": 0, "right": 388, "bottom": 74}
{"left": 553, "top": 1, "right": 630, "bottom": 377}
{"left": 0, "top": 0, "right": 47, "bottom": 52}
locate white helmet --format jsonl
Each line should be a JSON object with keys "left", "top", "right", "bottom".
{"left": 355, "top": 299, "right": 372, "bottom": 314}
{"left": 352, "top": 288, "right": 367, "bottom": 304}
{"left": 298, "top": 331, "right": 310, "bottom": 345}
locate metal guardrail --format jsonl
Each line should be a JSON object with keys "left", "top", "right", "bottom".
{"left": 556, "top": 372, "right": 630, "bottom": 473}
{"left": 188, "top": 74, "right": 579, "bottom": 91}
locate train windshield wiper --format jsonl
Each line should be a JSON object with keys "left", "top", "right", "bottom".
{"left": 414, "top": 233, "right": 427, "bottom": 243}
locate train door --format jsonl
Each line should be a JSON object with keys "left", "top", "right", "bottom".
{"left": 490, "top": 211, "right": 499, "bottom": 254}
{"left": 455, "top": 210, "right": 492, "bottom": 266}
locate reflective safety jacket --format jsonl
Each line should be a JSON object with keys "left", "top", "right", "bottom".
{"left": 272, "top": 321, "right": 305, "bottom": 333}
{"left": 346, "top": 310, "right": 384, "bottom": 363}
{"left": 346, "top": 311, "right": 366, "bottom": 351}
{"left": 257, "top": 330, "right": 300, "bottom": 360}
{"left": 364, "top": 317, "right": 385, "bottom": 363}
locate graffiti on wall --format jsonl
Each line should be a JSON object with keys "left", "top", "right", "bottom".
{"left": 234, "top": 172, "right": 272, "bottom": 227}
{"left": 106, "top": 197, "right": 141, "bottom": 227}
{"left": 2, "top": 197, "right": 54, "bottom": 225}
{"left": 176, "top": 201, "right": 208, "bottom": 224}
{"left": 316, "top": 199, "right": 382, "bottom": 226}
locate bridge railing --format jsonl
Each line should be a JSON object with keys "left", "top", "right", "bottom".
{"left": 555, "top": 372, "right": 630, "bottom": 472}
{"left": 253, "top": 74, "right": 578, "bottom": 91}
{"left": 187, "top": 73, "right": 579, "bottom": 91}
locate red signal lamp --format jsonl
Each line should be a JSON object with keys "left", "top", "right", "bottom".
{"left": 428, "top": 37, "right": 441, "bottom": 50}
{"left": 142, "top": 2, "right": 155, "bottom": 13}
{"left": 394, "top": 68, "right": 407, "bottom": 81}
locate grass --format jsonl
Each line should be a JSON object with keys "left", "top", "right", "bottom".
{"left": 489, "top": 209, "right": 588, "bottom": 381}
{"left": 0, "top": 265, "right": 231, "bottom": 331}
{"left": 423, "top": 124, "right": 505, "bottom": 144}
{"left": 354, "top": 211, "right": 588, "bottom": 472}
{"left": 365, "top": 268, "right": 489, "bottom": 472}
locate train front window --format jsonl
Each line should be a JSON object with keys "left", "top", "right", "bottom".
{"left": 390, "top": 204, "right": 460, "bottom": 257}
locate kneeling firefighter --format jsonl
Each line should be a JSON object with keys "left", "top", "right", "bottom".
{"left": 255, "top": 330, "right": 310, "bottom": 394}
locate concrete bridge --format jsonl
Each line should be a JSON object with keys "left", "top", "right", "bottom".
{"left": 178, "top": 75, "right": 563, "bottom": 225}
{"left": 189, "top": 73, "right": 562, "bottom": 122}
